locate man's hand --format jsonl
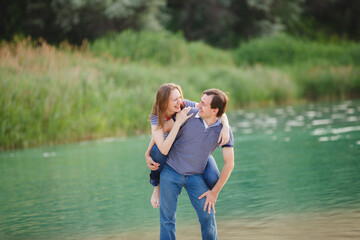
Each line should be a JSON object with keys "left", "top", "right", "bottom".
{"left": 199, "top": 190, "right": 218, "bottom": 214}
{"left": 146, "top": 155, "right": 159, "bottom": 171}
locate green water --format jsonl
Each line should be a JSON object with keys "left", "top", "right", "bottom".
{"left": 1, "top": 100, "right": 360, "bottom": 239}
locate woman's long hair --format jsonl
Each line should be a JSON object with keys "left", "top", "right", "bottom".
{"left": 150, "top": 83, "right": 183, "bottom": 129}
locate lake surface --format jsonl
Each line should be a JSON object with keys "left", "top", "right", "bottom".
{"left": 1, "top": 100, "right": 360, "bottom": 239}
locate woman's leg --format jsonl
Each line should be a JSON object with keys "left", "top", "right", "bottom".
{"left": 149, "top": 144, "right": 167, "bottom": 208}
{"left": 203, "top": 155, "right": 220, "bottom": 189}
{"left": 149, "top": 144, "right": 167, "bottom": 186}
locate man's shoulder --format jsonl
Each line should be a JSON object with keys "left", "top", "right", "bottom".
{"left": 189, "top": 108, "right": 201, "bottom": 122}
{"left": 180, "top": 108, "right": 200, "bottom": 128}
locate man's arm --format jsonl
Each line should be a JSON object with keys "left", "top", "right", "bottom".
{"left": 199, "top": 147, "right": 234, "bottom": 214}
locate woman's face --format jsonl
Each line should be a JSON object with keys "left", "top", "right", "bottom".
{"left": 167, "top": 89, "right": 183, "bottom": 115}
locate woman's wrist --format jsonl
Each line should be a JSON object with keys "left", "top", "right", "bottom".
{"left": 220, "top": 114, "right": 229, "bottom": 127}
{"left": 222, "top": 124, "right": 229, "bottom": 131}
{"left": 173, "top": 121, "right": 182, "bottom": 129}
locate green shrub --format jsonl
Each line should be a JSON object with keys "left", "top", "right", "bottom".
{"left": 90, "top": 30, "right": 234, "bottom": 66}
{"left": 233, "top": 33, "right": 360, "bottom": 66}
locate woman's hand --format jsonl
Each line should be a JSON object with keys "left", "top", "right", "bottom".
{"left": 175, "top": 107, "right": 193, "bottom": 125}
{"left": 218, "top": 125, "right": 230, "bottom": 146}
{"left": 146, "top": 155, "right": 159, "bottom": 171}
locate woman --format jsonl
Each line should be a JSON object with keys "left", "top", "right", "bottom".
{"left": 145, "top": 83, "right": 230, "bottom": 208}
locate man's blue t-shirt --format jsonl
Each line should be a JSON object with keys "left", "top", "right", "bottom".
{"left": 166, "top": 108, "right": 234, "bottom": 175}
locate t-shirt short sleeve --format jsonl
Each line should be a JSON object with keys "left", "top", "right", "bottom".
{"left": 149, "top": 114, "right": 159, "bottom": 126}
{"left": 222, "top": 127, "right": 234, "bottom": 148}
{"left": 184, "top": 99, "right": 197, "bottom": 108}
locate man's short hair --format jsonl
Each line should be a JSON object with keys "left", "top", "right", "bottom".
{"left": 202, "top": 89, "right": 229, "bottom": 117}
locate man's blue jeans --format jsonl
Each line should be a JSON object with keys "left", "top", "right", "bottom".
{"left": 150, "top": 144, "right": 220, "bottom": 189}
{"left": 160, "top": 164, "right": 217, "bottom": 240}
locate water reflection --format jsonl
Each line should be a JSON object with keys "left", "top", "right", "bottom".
{"left": 0, "top": 100, "right": 360, "bottom": 239}
{"left": 231, "top": 100, "right": 360, "bottom": 144}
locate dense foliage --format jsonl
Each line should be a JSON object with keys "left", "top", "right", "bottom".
{"left": 1, "top": 0, "right": 359, "bottom": 47}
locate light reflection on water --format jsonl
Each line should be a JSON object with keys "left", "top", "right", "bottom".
{"left": 1, "top": 100, "right": 360, "bottom": 239}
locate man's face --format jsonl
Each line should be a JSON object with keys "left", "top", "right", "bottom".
{"left": 197, "top": 94, "right": 215, "bottom": 118}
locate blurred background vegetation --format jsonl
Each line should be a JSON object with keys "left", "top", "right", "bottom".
{"left": 2, "top": 0, "right": 359, "bottom": 46}
{"left": 1, "top": 0, "right": 360, "bottom": 150}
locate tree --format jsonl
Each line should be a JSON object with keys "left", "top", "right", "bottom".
{"left": 300, "top": 0, "right": 360, "bottom": 41}
{"left": 1, "top": 0, "right": 167, "bottom": 44}
{"left": 166, "top": 0, "right": 304, "bottom": 48}
{"left": 0, "top": 0, "right": 27, "bottom": 41}
{"left": 1, "top": 0, "right": 358, "bottom": 46}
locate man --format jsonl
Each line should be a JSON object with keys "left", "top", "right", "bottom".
{"left": 146, "top": 89, "right": 234, "bottom": 240}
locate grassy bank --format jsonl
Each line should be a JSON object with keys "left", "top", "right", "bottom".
{"left": 1, "top": 32, "right": 359, "bottom": 150}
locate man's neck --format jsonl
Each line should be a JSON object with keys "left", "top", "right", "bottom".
{"left": 202, "top": 116, "right": 219, "bottom": 127}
